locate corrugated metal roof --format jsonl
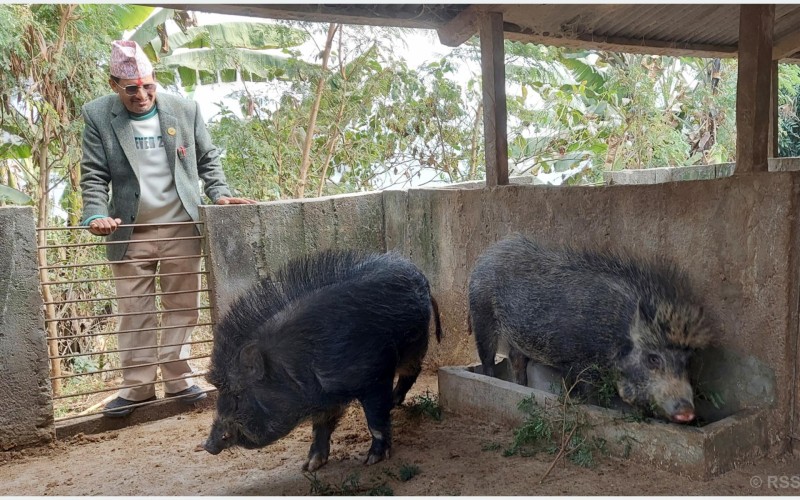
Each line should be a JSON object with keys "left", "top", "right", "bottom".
{"left": 167, "top": 4, "right": 800, "bottom": 60}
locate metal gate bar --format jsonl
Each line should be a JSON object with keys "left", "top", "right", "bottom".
{"left": 37, "top": 221, "right": 217, "bottom": 422}
{"left": 54, "top": 387, "right": 214, "bottom": 423}
{"left": 52, "top": 372, "right": 209, "bottom": 399}
{"left": 45, "top": 306, "right": 211, "bottom": 323}
{"left": 42, "top": 288, "right": 212, "bottom": 306}
{"left": 39, "top": 234, "right": 204, "bottom": 250}
{"left": 51, "top": 353, "right": 213, "bottom": 381}
{"left": 49, "top": 338, "right": 213, "bottom": 360}
{"left": 55, "top": 322, "right": 215, "bottom": 341}
{"left": 42, "top": 271, "right": 207, "bottom": 286}
{"left": 41, "top": 253, "right": 207, "bottom": 270}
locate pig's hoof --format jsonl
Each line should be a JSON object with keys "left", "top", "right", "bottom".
{"left": 302, "top": 454, "right": 328, "bottom": 472}
{"left": 364, "top": 448, "right": 390, "bottom": 466}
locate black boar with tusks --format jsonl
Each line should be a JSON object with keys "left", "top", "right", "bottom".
{"left": 468, "top": 234, "right": 713, "bottom": 423}
{"left": 204, "top": 250, "right": 442, "bottom": 471}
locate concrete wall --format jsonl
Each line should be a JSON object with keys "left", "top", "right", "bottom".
{"left": 201, "top": 191, "right": 386, "bottom": 320}
{"left": 603, "top": 163, "right": 735, "bottom": 184}
{"left": 387, "top": 172, "right": 800, "bottom": 454}
{"left": 0, "top": 207, "right": 53, "bottom": 450}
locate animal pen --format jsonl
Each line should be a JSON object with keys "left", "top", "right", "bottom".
{"left": 1, "top": 3, "right": 800, "bottom": 481}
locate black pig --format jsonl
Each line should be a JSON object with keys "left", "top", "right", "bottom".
{"left": 468, "top": 234, "right": 713, "bottom": 423}
{"left": 204, "top": 250, "right": 442, "bottom": 471}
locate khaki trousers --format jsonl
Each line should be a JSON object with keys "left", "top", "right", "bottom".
{"left": 110, "top": 223, "right": 201, "bottom": 401}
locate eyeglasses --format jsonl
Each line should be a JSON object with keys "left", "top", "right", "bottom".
{"left": 114, "top": 81, "right": 156, "bottom": 96}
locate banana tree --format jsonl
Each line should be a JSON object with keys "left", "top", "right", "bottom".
{"left": 502, "top": 43, "right": 737, "bottom": 182}
{"left": 502, "top": 44, "right": 615, "bottom": 183}
{"left": 127, "top": 9, "right": 311, "bottom": 92}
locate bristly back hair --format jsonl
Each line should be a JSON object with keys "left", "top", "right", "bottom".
{"left": 551, "top": 238, "right": 715, "bottom": 351}
{"left": 631, "top": 300, "right": 715, "bottom": 351}
{"left": 212, "top": 249, "right": 383, "bottom": 348}
{"left": 656, "top": 302, "right": 714, "bottom": 349}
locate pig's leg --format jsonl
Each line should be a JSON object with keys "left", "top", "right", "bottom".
{"left": 508, "top": 346, "right": 529, "bottom": 386}
{"left": 359, "top": 385, "right": 393, "bottom": 465}
{"left": 303, "top": 404, "right": 346, "bottom": 472}
{"left": 392, "top": 365, "right": 421, "bottom": 407}
{"left": 470, "top": 305, "right": 500, "bottom": 378}
{"left": 392, "top": 333, "right": 426, "bottom": 406}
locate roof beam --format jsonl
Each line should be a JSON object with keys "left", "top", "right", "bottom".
{"left": 735, "top": 4, "right": 775, "bottom": 175}
{"left": 504, "top": 31, "right": 737, "bottom": 59}
{"left": 479, "top": 12, "right": 509, "bottom": 187}
{"left": 165, "top": 4, "right": 448, "bottom": 30}
{"left": 769, "top": 61, "right": 779, "bottom": 157}
{"left": 773, "top": 31, "right": 800, "bottom": 60}
{"left": 437, "top": 5, "right": 485, "bottom": 47}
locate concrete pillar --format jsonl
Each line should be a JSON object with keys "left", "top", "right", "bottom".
{"left": 0, "top": 206, "right": 53, "bottom": 450}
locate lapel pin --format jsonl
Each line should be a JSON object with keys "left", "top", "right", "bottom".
{"left": 167, "top": 127, "right": 176, "bottom": 136}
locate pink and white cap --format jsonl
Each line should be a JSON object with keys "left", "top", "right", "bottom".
{"left": 110, "top": 40, "right": 153, "bottom": 80}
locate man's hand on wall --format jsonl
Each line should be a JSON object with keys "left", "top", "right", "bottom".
{"left": 216, "top": 197, "right": 258, "bottom": 205}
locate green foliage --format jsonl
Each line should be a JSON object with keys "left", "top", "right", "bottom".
{"left": 568, "top": 439, "right": 594, "bottom": 467}
{"left": 405, "top": 390, "right": 442, "bottom": 421}
{"left": 161, "top": 48, "right": 312, "bottom": 86}
{"left": 206, "top": 24, "right": 742, "bottom": 195}
{"left": 0, "top": 3, "right": 125, "bottom": 216}
{"left": 695, "top": 386, "right": 726, "bottom": 410}
{"left": 111, "top": 5, "right": 156, "bottom": 31}
{"left": 304, "top": 472, "right": 393, "bottom": 496}
{"left": 504, "top": 397, "right": 554, "bottom": 456}
{"left": 163, "top": 22, "right": 308, "bottom": 51}
{"left": 0, "top": 184, "right": 33, "bottom": 205}
{"left": 128, "top": 8, "right": 173, "bottom": 56}
{"left": 570, "top": 363, "right": 619, "bottom": 408}
{"left": 71, "top": 355, "right": 99, "bottom": 375}
{"left": 51, "top": 373, "right": 108, "bottom": 419}
{"left": 209, "top": 25, "right": 480, "bottom": 199}
{"left": 481, "top": 442, "right": 503, "bottom": 452}
{"left": 778, "top": 64, "right": 800, "bottom": 157}
{"left": 397, "top": 463, "right": 421, "bottom": 482}
{"left": 500, "top": 43, "right": 738, "bottom": 183}
{"left": 0, "top": 5, "right": 135, "bottom": 351}
{"left": 0, "top": 136, "right": 32, "bottom": 161}
{"left": 504, "top": 391, "right": 606, "bottom": 470}
{"left": 129, "top": 13, "right": 311, "bottom": 90}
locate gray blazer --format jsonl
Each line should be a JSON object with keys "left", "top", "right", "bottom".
{"left": 80, "top": 93, "right": 232, "bottom": 261}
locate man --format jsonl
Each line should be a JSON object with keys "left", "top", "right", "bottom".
{"left": 80, "top": 40, "right": 256, "bottom": 418}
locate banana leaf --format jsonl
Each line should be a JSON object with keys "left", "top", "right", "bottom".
{"left": 0, "top": 184, "right": 33, "bottom": 205}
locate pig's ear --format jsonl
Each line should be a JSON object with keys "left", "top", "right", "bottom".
{"left": 238, "top": 342, "right": 265, "bottom": 380}
{"left": 629, "top": 301, "right": 649, "bottom": 345}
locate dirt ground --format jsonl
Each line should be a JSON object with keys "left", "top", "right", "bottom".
{"left": 1, "top": 373, "right": 799, "bottom": 496}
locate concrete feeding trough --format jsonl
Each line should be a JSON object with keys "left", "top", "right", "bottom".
{"left": 438, "top": 356, "right": 770, "bottom": 479}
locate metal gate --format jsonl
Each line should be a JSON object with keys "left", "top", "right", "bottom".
{"left": 37, "top": 221, "right": 215, "bottom": 422}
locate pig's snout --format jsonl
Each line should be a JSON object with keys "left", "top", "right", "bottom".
{"left": 671, "top": 411, "right": 695, "bottom": 423}
{"left": 204, "top": 438, "right": 223, "bottom": 455}
{"left": 204, "top": 428, "right": 229, "bottom": 455}
{"left": 665, "top": 399, "right": 695, "bottom": 423}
